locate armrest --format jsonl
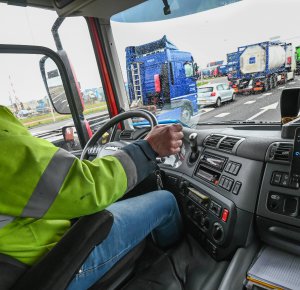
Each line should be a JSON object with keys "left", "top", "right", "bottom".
{"left": 12, "top": 210, "right": 113, "bottom": 290}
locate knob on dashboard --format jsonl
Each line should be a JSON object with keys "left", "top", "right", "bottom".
{"left": 212, "top": 222, "right": 224, "bottom": 243}
{"left": 201, "top": 216, "right": 210, "bottom": 231}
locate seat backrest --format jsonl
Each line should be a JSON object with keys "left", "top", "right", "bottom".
{"left": 0, "top": 210, "right": 113, "bottom": 290}
{"left": 0, "top": 253, "right": 28, "bottom": 290}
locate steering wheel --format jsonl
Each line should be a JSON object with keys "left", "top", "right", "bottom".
{"left": 80, "top": 110, "right": 158, "bottom": 160}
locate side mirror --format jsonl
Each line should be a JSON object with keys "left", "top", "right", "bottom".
{"left": 280, "top": 88, "right": 300, "bottom": 124}
{"left": 62, "top": 125, "right": 82, "bottom": 151}
{"left": 193, "top": 62, "right": 199, "bottom": 76}
{"left": 62, "top": 126, "right": 75, "bottom": 142}
{"left": 40, "top": 50, "right": 84, "bottom": 115}
{"left": 40, "top": 56, "right": 71, "bottom": 114}
{"left": 281, "top": 88, "right": 300, "bottom": 139}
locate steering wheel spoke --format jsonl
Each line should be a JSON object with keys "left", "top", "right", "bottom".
{"left": 80, "top": 110, "right": 158, "bottom": 160}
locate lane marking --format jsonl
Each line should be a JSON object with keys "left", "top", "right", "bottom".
{"left": 247, "top": 102, "right": 278, "bottom": 121}
{"left": 244, "top": 100, "right": 256, "bottom": 104}
{"left": 289, "top": 81, "right": 296, "bottom": 84}
{"left": 199, "top": 108, "right": 215, "bottom": 113}
{"left": 262, "top": 93, "right": 272, "bottom": 96}
{"left": 278, "top": 86, "right": 285, "bottom": 89}
{"left": 214, "top": 112, "right": 230, "bottom": 118}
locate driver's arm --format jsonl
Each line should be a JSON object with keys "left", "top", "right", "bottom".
{"left": 0, "top": 134, "right": 157, "bottom": 220}
{"left": 0, "top": 105, "right": 182, "bottom": 221}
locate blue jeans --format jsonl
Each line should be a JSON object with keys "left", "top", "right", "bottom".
{"left": 67, "top": 190, "right": 182, "bottom": 290}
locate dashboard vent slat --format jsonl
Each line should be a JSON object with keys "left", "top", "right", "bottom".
{"left": 219, "top": 137, "right": 241, "bottom": 152}
{"left": 269, "top": 142, "right": 293, "bottom": 162}
{"left": 204, "top": 134, "right": 223, "bottom": 148}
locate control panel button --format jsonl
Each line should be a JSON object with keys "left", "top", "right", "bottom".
{"left": 271, "top": 172, "right": 282, "bottom": 185}
{"left": 232, "top": 181, "right": 242, "bottom": 195}
{"left": 219, "top": 176, "right": 225, "bottom": 187}
{"left": 219, "top": 175, "right": 234, "bottom": 192}
{"left": 221, "top": 209, "right": 229, "bottom": 222}
{"left": 223, "top": 179, "right": 229, "bottom": 189}
{"left": 280, "top": 173, "right": 289, "bottom": 187}
{"left": 224, "top": 161, "right": 241, "bottom": 175}
{"left": 226, "top": 179, "right": 233, "bottom": 191}
{"left": 224, "top": 162, "right": 232, "bottom": 172}
{"left": 232, "top": 164, "right": 241, "bottom": 175}
{"left": 209, "top": 201, "right": 222, "bottom": 217}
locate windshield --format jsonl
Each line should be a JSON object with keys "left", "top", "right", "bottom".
{"left": 198, "top": 87, "right": 213, "bottom": 93}
{"left": 111, "top": 0, "right": 300, "bottom": 127}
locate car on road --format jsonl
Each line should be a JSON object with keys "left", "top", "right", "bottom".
{"left": 197, "top": 83, "right": 235, "bottom": 107}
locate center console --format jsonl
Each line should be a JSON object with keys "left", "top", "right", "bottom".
{"left": 163, "top": 145, "right": 258, "bottom": 261}
{"left": 181, "top": 182, "right": 236, "bottom": 260}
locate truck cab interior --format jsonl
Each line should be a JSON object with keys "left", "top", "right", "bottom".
{"left": 1, "top": 0, "right": 300, "bottom": 289}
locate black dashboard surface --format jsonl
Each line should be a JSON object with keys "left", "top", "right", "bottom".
{"left": 157, "top": 126, "right": 300, "bottom": 257}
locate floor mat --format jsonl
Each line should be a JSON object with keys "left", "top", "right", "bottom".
{"left": 121, "top": 235, "right": 228, "bottom": 290}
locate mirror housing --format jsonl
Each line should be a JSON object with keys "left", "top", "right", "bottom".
{"left": 39, "top": 50, "right": 84, "bottom": 115}
{"left": 280, "top": 88, "right": 300, "bottom": 124}
{"left": 40, "top": 56, "right": 71, "bottom": 114}
{"left": 61, "top": 125, "right": 82, "bottom": 151}
{"left": 281, "top": 88, "right": 300, "bottom": 139}
{"left": 62, "top": 126, "right": 75, "bottom": 142}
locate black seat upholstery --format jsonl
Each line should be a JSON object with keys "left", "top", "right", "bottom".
{"left": 0, "top": 210, "right": 114, "bottom": 290}
{"left": 0, "top": 253, "right": 28, "bottom": 290}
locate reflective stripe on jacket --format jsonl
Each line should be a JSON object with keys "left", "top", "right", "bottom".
{"left": 0, "top": 106, "right": 156, "bottom": 265}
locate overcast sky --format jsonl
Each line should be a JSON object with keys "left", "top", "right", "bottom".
{"left": 1, "top": 0, "right": 300, "bottom": 106}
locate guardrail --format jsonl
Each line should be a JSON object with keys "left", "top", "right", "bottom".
{"left": 32, "top": 112, "right": 110, "bottom": 145}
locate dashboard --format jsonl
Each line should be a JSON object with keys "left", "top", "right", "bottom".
{"left": 153, "top": 126, "right": 300, "bottom": 260}
{"left": 86, "top": 125, "right": 300, "bottom": 261}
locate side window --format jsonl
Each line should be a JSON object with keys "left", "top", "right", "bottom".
{"left": 59, "top": 18, "right": 107, "bottom": 118}
{"left": 174, "top": 62, "right": 185, "bottom": 79}
{"left": 222, "top": 84, "right": 229, "bottom": 90}
{"left": 0, "top": 6, "right": 108, "bottom": 149}
{"left": 184, "top": 62, "right": 193, "bottom": 77}
{"left": 217, "top": 85, "right": 223, "bottom": 91}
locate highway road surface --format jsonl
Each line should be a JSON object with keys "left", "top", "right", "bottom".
{"left": 191, "top": 76, "right": 300, "bottom": 125}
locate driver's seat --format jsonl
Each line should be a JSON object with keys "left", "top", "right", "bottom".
{"left": 0, "top": 210, "right": 145, "bottom": 290}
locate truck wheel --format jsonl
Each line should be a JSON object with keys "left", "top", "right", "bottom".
{"left": 264, "top": 80, "right": 269, "bottom": 91}
{"left": 269, "top": 77, "right": 274, "bottom": 89}
{"left": 273, "top": 75, "right": 277, "bottom": 88}
{"left": 215, "top": 98, "right": 221, "bottom": 108}
{"left": 181, "top": 106, "right": 192, "bottom": 124}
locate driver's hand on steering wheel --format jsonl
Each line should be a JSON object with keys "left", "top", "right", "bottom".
{"left": 145, "top": 124, "right": 184, "bottom": 157}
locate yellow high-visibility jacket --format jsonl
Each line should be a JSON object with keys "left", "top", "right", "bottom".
{"left": 0, "top": 105, "right": 156, "bottom": 265}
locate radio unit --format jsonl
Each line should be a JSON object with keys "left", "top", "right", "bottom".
{"left": 195, "top": 153, "right": 227, "bottom": 184}
{"left": 199, "top": 153, "right": 227, "bottom": 171}
{"left": 182, "top": 184, "right": 235, "bottom": 260}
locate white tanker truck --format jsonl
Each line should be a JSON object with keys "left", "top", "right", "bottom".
{"left": 228, "top": 41, "right": 295, "bottom": 94}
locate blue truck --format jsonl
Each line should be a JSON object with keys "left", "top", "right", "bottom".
{"left": 228, "top": 41, "right": 295, "bottom": 94}
{"left": 126, "top": 35, "right": 198, "bottom": 123}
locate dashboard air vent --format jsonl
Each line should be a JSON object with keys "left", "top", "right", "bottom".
{"left": 204, "top": 134, "right": 223, "bottom": 148}
{"left": 269, "top": 142, "right": 292, "bottom": 162}
{"left": 219, "top": 137, "right": 241, "bottom": 152}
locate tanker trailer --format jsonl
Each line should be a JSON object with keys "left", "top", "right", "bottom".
{"left": 232, "top": 41, "right": 294, "bottom": 94}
